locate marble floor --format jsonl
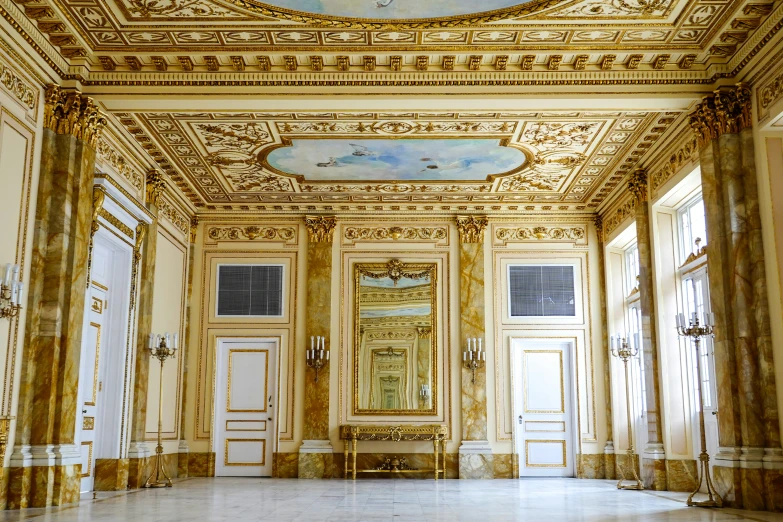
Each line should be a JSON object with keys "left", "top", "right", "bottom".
{"left": 1, "top": 478, "right": 782, "bottom": 522}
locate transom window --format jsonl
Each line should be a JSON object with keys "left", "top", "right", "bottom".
{"left": 216, "top": 264, "right": 284, "bottom": 317}
{"left": 508, "top": 265, "right": 576, "bottom": 317}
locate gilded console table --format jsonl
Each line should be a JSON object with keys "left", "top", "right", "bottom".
{"left": 340, "top": 424, "right": 448, "bottom": 480}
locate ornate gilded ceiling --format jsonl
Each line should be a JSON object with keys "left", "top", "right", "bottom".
{"left": 110, "top": 109, "right": 680, "bottom": 211}
{"left": 3, "top": 0, "right": 780, "bottom": 83}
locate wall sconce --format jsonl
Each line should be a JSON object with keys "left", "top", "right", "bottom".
{"left": 0, "top": 264, "right": 23, "bottom": 320}
{"left": 306, "top": 335, "right": 329, "bottom": 383}
{"left": 462, "top": 337, "right": 485, "bottom": 384}
{"left": 419, "top": 384, "right": 430, "bottom": 402}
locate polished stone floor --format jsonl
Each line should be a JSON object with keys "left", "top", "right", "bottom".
{"left": 2, "top": 478, "right": 783, "bottom": 521}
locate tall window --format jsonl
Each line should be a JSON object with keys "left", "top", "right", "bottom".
{"left": 623, "top": 242, "right": 646, "bottom": 417}
{"left": 625, "top": 244, "right": 640, "bottom": 295}
{"left": 679, "top": 196, "right": 707, "bottom": 264}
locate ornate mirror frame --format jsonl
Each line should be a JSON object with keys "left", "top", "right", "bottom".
{"left": 353, "top": 259, "right": 437, "bottom": 416}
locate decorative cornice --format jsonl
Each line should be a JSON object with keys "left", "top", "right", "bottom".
{"left": 0, "top": 59, "right": 37, "bottom": 114}
{"left": 207, "top": 225, "right": 296, "bottom": 242}
{"left": 456, "top": 215, "right": 488, "bottom": 244}
{"left": 157, "top": 196, "right": 190, "bottom": 235}
{"left": 43, "top": 85, "right": 106, "bottom": 147}
{"left": 688, "top": 83, "right": 752, "bottom": 147}
{"left": 603, "top": 194, "right": 637, "bottom": 235}
{"left": 343, "top": 226, "right": 447, "bottom": 242}
{"left": 494, "top": 225, "right": 587, "bottom": 245}
{"left": 96, "top": 137, "right": 145, "bottom": 193}
{"left": 650, "top": 136, "right": 699, "bottom": 192}
{"left": 304, "top": 215, "right": 336, "bottom": 243}
{"left": 98, "top": 207, "right": 133, "bottom": 239}
{"left": 627, "top": 168, "right": 648, "bottom": 204}
{"left": 145, "top": 169, "right": 166, "bottom": 206}
{"left": 759, "top": 68, "right": 783, "bottom": 116}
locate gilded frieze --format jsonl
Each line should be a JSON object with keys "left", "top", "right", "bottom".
{"left": 96, "top": 135, "right": 145, "bottom": 193}
{"left": 0, "top": 59, "right": 37, "bottom": 113}
{"left": 602, "top": 194, "right": 637, "bottom": 235}
{"left": 98, "top": 207, "right": 134, "bottom": 239}
{"left": 493, "top": 225, "right": 587, "bottom": 245}
{"left": 758, "top": 64, "right": 783, "bottom": 121}
{"left": 649, "top": 136, "right": 698, "bottom": 192}
{"left": 157, "top": 197, "right": 191, "bottom": 235}
{"left": 206, "top": 225, "right": 297, "bottom": 243}
{"left": 342, "top": 226, "right": 447, "bottom": 245}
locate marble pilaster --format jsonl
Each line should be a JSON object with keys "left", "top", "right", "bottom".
{"left": 576, "top": 454, "right": 606, "bottom": 479}
{"left": 94, "top": 459, "right": 129, "bottom": 491}
{"left": 689, "top": 84, "right": 782, "bottom": 510}
{"left": 594, "top": 216, "right": 614, "bottom": 459}
{"left": 298, "top": 216, "right": 336, "bottom": 479}
{"left": 8, "top": 86, "right": 106, "bottom": 508}
{"left": 628, "top": 170, "right": 666, "bottom": 490}
{"left": 664, "top": 459, "right": 698, "bottom": 492}
{"left": 176, "top": 217, "right": 198, "bottom": 470}
{"left": 456, "top": 216, "right": 492, "bottom": 479}
{"left": 126, "top": 171, "right": 163, "bottom": 489}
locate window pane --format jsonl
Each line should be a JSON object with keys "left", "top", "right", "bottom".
{"left": 217, "top": 265, "right": 283, "bottom": 316}
{"left": 509, "top": 266, "right": 575, "bottom": 317}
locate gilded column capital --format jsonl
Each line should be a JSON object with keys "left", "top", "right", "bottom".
{"left": 456, "top": 215, "right": 488, "bottom": 244}
{"left": 689, "top": 83, "right": 753, "bottom": 148}
{"left": 145, "top": 170, "right": 166, "bottom": 206}
{"left": 189, "top": 216, "right": 199, "bottom": 243}
{"left": 593, "top": 214, "right": 604, "bottom": 243}
{"left": 417, "top": 327, "right": 432, "bottom": 339}
{"left": 305, "top": 215, "right": 337, "bottom": 243}
{"left": 627, "top": 169, "right": 648, "bottom": 204}
{"left": 43, "top": 85, "right": 106, "bottom": 147}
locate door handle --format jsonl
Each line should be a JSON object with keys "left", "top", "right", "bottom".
{"left": 82, "top": 409, "right": 87, "bottom": 414}
{"left": 711, "top": 411, "right": 718, "bottom": 416}
{"left": 518, "top": 415, "right": 523, "bottom": 424}
{"left": 268, "top": 418, "right": 272, "bottom": 421}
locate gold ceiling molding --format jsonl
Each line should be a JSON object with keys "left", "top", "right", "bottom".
{"left": 602, "top": 193, "right": 637, "bottom": 235}
{"left": 649, "top": 135, "right": 698, "bottom": 192}
{"left": 304, "top": 215, "right": 336, "bottom": 243}
{"left": 96, "top": 136, "right": 145, "bottom": 193}
{"left": 343, "top": 226, "right": 448, "bottom": 244}
{"left": 157, "top": 196, "right": 191, "bottom": 235}
{"left": 493, "top": 225, "right": 587, "bottom": 245}
{"left": 43, "top": 85, "right": 106, "bottom": 147}
{"left": 205, "top": 225, "right": 297, "bottom": 243}
{"left": 688, "top": 83, "right": 752, "bottom": 147}
{"left": 456, "top": 215, "right": 488, "bottom": 243}
{"left": 0, "top": 58, "right": 37, "bottom": 115}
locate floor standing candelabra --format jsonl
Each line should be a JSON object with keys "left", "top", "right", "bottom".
{"left": 144, "top": 332, "right": 178, "bottom": 488}
{"left": 610, "top": 334, "right": 644, "bottom": 491}
{"left": 676, "top": 312, "right": 722, "bottom": 508}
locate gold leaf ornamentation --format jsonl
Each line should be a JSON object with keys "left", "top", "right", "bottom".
{"left": 96, "top": 137, "right": 145, "bottom": 192}
{"left": 495, "top": 225, "right": 587, "bottom": 244}
{"left": 343, "top": 226, "right": 447, "bottom": 242}
{"left": 650, "top": 137, "right": 699, "bottom": 191}
{"left": 456, "top": 215, "right": 488, "bottom": 244}
{"left": 305, "top": 215, "right": 336, "bottom": 243}
{"left": 157, "top": 197, "right": 190, "bottom": 235}
{"left": 43, "top": 85, "right": 106, "bottom": 147}
{"left": 0, "top": 60, "right": 37, "bottom": 112}
{"left": 207, "top": 225, "right": 296, "bottom": 242}
{"left": 603, "top": 195, "right": 637, "bottom": 235}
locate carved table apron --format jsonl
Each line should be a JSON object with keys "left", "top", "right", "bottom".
{"left": 339, "top": 424, "right": 448, "bottom": 480}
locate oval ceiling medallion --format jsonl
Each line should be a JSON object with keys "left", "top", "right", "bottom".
{"left": 229, "top": 0, "right": 563, "bottom": 27}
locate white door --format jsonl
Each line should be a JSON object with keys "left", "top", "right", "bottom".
{"left": 78, "top": 283, "right": 107, "bottom": 492}
{"left": 513, "top": 340, "right": 574, "bottom": 477}
{"left": 214, "top": 339, "right": 277, "bottom": 477}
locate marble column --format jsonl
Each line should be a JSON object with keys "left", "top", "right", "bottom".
{"left": 7, "top": 86, "right": 106, "bottom": 508}
{"left": 456, "top": 216, "right": 492, "bottom": 479}
{"left": 298, "top": 216, "right": 336, "bottom": 479}
{"left": 628, "top": 170, "right": 667, "bottom": 490}
{"left": 177, "top": 217, "right": 198, "bottom": 478}
{"left": 595, "top": 216, "right": 615, "bottom": 480}
{"left": 126, "top": 171, "right": 164, "bottom": 489}
{"left": 689, "top": 84, "right": 783, "bottom": 511}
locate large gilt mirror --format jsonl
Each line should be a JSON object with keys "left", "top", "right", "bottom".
{"left": 354, "top": 260, "right": 436, "bottom": 415}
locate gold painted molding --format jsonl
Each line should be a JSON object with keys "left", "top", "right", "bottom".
{"left": 305, "top": 215, "right": 336, "bottom": 243}
{"left": 43, "top": 85, "right": 106, "bottom": 147}
{"left": 130, "top": 222, "right": 146, "bottom": 310}
{"left": 688, "top": 83, "right": 752, "bottom": 147}
{"left": 98, "top": 207, "right": 133, "bottom": 239}
{"left": 494, "top": 225, "right": 587, "bottom": 245}
{"left": 627, "top": 168, "right": 648, "bottom": 204}
{"left": 343, "top": 226, "right": 447, "bottom": 243}
{"left": 594, "top": 215, "right": 604, "bottom": 243}
{"left": 456, "top": 215, "right": 488, "bottom": 243}
{"left": 603, "top": 194, "right": 637, "bottom": 235}
{"left": 96, "top": 136, "right": 145, "bottom": 193}
{"left": 158, "top": 197, "right": 190, "bottom": 235}
{"left": 650, "top": 136, "right": 698, "bottom": 192}
{"left": 206, "top": 225, "right": 297, "bottom": 243}
{"left": 145, "top": 169, "right": 166, "bottom": 205}
{"left": 0, "top": 59, "right": 37, "bottom": 112}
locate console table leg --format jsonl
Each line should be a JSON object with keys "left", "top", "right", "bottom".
{"left": 344, "top": 441, "right": 349, "bottom": 479}
{"left": 352, "top": 439, "right": 357, "bottom": 480}
{"left": 441, "top": 439, "right": 446, "bottom": 479}
{"left": 434, "top": 440, "right": 439, "bottom": 481}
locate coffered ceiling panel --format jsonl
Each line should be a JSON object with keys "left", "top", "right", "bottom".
{"left": 112, "top": 109, "right": 679, "bottom": 212}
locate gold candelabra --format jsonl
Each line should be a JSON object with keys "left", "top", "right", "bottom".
{"left": 144, "top": 332, "right": 178, "bottom": 488}
{"left": 610, "top": 334, "right": 644, "bottom": 491}
{"left": 676, "top": 312, "right": 722, "bottom": 508}
{"left": 306, "top": 335, "right": 329, "bottom": 383}
{"left": 0, "top": 264, "right": 23, "bottom": 320}
{"left": 462, "top": 337, "right": 485, "bottom": 384}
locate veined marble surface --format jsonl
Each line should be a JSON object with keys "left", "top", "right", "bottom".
{"left": 2, "top": 477, "right": 783, "bottom": 521}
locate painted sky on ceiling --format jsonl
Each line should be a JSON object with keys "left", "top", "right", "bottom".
{"left": 266, "top": 139, "right": 526, "bottom": 181}
{"left": 258, "top": 0, "right": 524, "bottom": 19}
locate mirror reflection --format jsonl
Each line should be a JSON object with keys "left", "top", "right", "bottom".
{"left": 354, "top": 260, "right": 436, "bottom": 414}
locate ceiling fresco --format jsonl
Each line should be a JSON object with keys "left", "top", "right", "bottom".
{"left": 110, "top": 109, "right": 680, "bottom": 211}
{"left": 265, "top": 139, "right": 528, "bottom": 181}
{"left": 250, "top": 0, "right": 528, "bottom": 20}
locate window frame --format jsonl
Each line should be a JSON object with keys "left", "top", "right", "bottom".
{"left": 678, "top": 195, "right": 707, "bottom": 265}
{"left": 215, "top": 263, "right": 286, "bottom": 319}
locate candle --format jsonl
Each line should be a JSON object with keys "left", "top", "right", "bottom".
{"left": 326, "top": 351, "right": 330, "bottom": 361}
{"left": 173, "top": 333, "right": 179, "bottom": 349}
{"left": 311, "top": 336, "right": 314, "bottom": 350}
{"left": 10, "top": 283, "right": 17, "bottom": 305}
{"left": 15, "top": 282, "right": 22, "bottom": 303}
{"left": 691, "top": 312, "right": 697, "bottom": 324}
{"left": 320, "top": 349, "right": 324, "bottom": 360}
{"left": 469, "top": 351, "right": 473, "bottom": 360}
{"left": 11, "top": 264, "right": 19, "bottom": 283}
{"left": 482, "top": 352, "right": 486, "bottom": 361}
{"left": 478, "top": 338, "right": 482, "bottom": 353}
{"left": 710, "top": 313, "right": 715, "bottom": 326}
{"left": 148, "top": 333, "right": 154, "bottom": 349}
{"left": 3, "top": 264, "right": 10, "bottom": 286}
{"left": 463, "top": 352, "right": 466, "bottom": 361}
